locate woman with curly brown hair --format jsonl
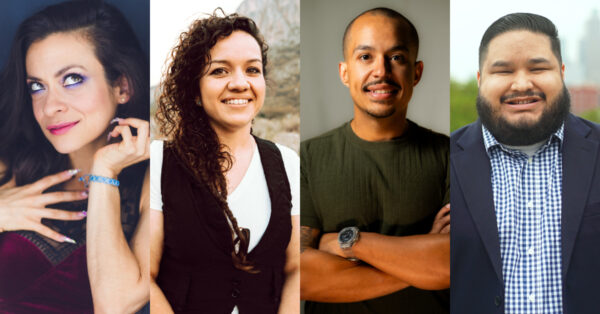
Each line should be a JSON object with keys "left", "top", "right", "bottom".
{"left": 149, "top": 10, "right": 300, "bottom": 314}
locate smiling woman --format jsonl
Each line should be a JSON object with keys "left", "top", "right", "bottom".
{"left": 151, "top": 10, "right": 300, "bottom": 314}
{"left": 0, "top": 1, "right": 150, "bottom": 313}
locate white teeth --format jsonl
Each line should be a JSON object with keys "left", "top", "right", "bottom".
{"left": 224, "top": 99, "right": 249, "bottom": 105}
{"left": 511, "top": 100, "right": 535, "bottom": 104}
{"left": 372, "top": 90, "right": 392, "bottom": 94}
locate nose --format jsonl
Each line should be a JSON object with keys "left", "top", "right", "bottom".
{"left": 372, "top": 56, "right": 391, "bottom": 78}
{"left": 41, "top": 88, "right": 67, "bottom": 116}
{"left": 510, "top": 70, "right": 534, "bottom": 92}
{"left": 227, "top": 70, "right": 250, "bottom": 91}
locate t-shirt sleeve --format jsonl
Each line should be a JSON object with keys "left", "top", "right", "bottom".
{"left": 276, "top": 144, "right": 299, "bottom": 216}
{"left": 150, "top": 140, "right": 164, "bottom": 211}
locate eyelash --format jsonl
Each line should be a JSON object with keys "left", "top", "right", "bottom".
{"left": 63, "top": 73, "right": 86, "bottom": 87}
{"left": 358, "top": 54, "right": 406, "bottom": 62}
{"left": 28, "top": 81, "right": 44, "bottom": 94}
{"left": 27, "top": 73, "right": 86, "bottom": 94}
{"left": 209, "top": 67, "right": 262, "bottom": 75}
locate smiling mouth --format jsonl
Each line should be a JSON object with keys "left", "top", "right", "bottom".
{"left": 363, "top": 85, "right": 399, "bottom": 100}
{"left": 47, "top": 121, "right": 79, "bottom": 135}
{"left": 505, "top": 97, "right": 542, "bottom": 105}
{"left": 222, "top": 98, "right": 251, "bottom": 105}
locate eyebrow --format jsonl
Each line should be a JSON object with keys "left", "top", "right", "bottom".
{"left": 489, "top": 58, "right": 553, "bottom": 68}
{"left": 210, "top": 58, "right": 263, "bottom": 65}
{"left": 352, "top": 44, "right": 409, "bottom": 54}
{"left": 490, "top": 61, "right": 512, "bottom": 68}
{"left": 528, "top": 57, "right": 551, "bottom": 65}
{"left": 27, "top": 64, "right": 86, "bottom": 81}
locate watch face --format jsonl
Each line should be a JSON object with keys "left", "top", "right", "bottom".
{"left": 340, "top": 229, "right": 354, "bottom": 242}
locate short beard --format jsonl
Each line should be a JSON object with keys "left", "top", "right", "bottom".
{"left": 359, "top": 105, "right": 396, "bottom": 119}
{"left": 476, "top": 85, "right": 571, "bottom": 146}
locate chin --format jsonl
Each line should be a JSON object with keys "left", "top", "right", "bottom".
{"left": 51, "top": 143, "right": 81, "bottom": 155}
{"left": 503, "top": 113, "right": 542, "bottom": 129}
{"left": 46, "top": 138, "right": 85, "bottom": 155}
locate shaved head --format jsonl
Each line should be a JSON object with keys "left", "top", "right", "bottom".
{"left": 342, "top": 7, "right": 419, "bottom": 60}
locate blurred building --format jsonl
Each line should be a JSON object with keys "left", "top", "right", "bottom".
{"left": 568, "top": 86, "right": 600, "bottom": 114}
{"left": 580, "top": 9, "right": 600, "bottom": 85}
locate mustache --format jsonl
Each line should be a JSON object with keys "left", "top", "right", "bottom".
{"left": 362, "top": 79, "right": 401, "bottom": 91}
{"left": 500, "top": 91, "right": 546, "bottom": 103}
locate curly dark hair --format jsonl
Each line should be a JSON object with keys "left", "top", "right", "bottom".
{"left": 155, "top": 9, "right": 268, "bottom": 273}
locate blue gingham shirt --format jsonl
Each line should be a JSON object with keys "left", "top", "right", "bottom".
{"left": 483, "top": 125, "right": 564, "bottom": 314}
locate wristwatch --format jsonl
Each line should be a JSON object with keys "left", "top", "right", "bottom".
{"left": 338, "top": 226, "right": 360, "bottom": 261}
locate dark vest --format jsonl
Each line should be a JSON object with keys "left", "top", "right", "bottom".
{"left": 157, "top": 138, "right": 292, "bottom": 314}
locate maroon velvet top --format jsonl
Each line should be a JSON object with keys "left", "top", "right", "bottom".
{"left": 0, "top": 162, "right": 146, "bottom": 313}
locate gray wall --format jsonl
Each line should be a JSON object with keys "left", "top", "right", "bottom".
{"left": 300, "top": 0, "right": 450, "bottom": 140}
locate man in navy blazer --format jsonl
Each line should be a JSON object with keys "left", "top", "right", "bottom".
{"left": 451, "top": 13, "right": 600, "bottom": 314}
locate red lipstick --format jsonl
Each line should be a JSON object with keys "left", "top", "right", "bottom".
{"left": 47, "top": 121, "right": 79, "bottom": 135}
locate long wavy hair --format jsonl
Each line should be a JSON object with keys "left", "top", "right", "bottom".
{"left": 0, "top": 0, "right": 148, "bottom": 186}
{"left": 155, "top": 9, "right": 268, "bottom": 273}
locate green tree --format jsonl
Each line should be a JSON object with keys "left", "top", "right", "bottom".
{"left": 450, "top": 78, "right": 479, "bottom": 132}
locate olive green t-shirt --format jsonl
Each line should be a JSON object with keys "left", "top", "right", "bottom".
{"left": 301, "top": 121, "right": 449, "bottom": 314}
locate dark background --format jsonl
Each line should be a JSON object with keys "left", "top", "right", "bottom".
{"left": 0, "top": 0, "right": 150, "bottom": 70}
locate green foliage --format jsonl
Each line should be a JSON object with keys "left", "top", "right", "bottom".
{"left": 580, "top": 107, "right": 600, "bottom": 123}
{"left": 450, "top": 78, "right": 479, "bottom": 132}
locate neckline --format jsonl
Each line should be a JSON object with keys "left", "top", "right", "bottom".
{"left": 228, "top": 139, "right": 259, "bottom": 202}
{"left": 344, "top": 120, "right": 415, "bottom": 151}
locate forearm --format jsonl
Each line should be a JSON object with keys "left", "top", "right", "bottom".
{"left": 353, "top": 233, "right": 449, "bottom": 290}
{"left": 278, "top": 264, "right": 300, "bottom": 314}
{"left": 279, "top": 215, "right": 300, "bottom": 313}
{"left": 86, "top": 173, "right": 148, "bottom": 312}
{"left": 300, "top": 248, "right": 408, "bottom": 302}
{"left": 151, "top": 279, "right": 174, "bottom": 314}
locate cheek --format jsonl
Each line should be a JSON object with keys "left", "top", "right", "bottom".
{"left": 252, "top": 78, "right": 266, "bottom": 98}
{"left": 538, "top": 75, "right": 563, "bottom": 94}
{"left": 480, "top": 78, "right": 507, "bottom": 98}
{"left": 31, "top": 98, "right": 44, "bottom": 122}
{"left": 199, "top": 79, "right": 223, "bottom": 102}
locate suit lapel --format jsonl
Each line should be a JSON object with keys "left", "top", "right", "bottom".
{"left": 561, "top": 114, "right": 598, "bottom": 279}
{"left": 453, "top": 121, "right": 503, "bottom": 282}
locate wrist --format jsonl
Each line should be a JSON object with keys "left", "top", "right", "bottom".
{"left": 90, "top": 163, "right": 119, "bottom": 179}
{"left": 338, "top": 227, "right": 360, "bottom": 261}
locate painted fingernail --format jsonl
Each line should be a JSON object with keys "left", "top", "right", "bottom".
{"left": 81, "top": 191, "right": 88, "bottom": 197}
{"left": 110, "top": 117, "right": 122, "bottom": 124}
{"left": 79, "top": 211, "right": 87, "bottom": 217}
{"left": 63, "top": 236, "right": 76, "bottom": 244}
{"left": 66, "top": 169, "right": 80, "bottom": 177}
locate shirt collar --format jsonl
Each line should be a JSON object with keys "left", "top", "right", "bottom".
{"left": 482, "top": 123, "right": 564, "bottom": 154}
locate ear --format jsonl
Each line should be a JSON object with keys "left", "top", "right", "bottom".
{"left": 477, "top": 71, "right": 481, "bottom": 87}
{"left": 112, "top": 75, "right": 132, "bottom": 104}
{"left": 560, "top": 63, "right": 565, "bottom": 80}
{"left": 413, "top": 61, "right": 424, "bottom": 86}
{"left": 338, "top": 61, "right": 349, "bottom": 87}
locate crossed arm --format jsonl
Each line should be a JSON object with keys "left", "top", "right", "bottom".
{"left": 300, "top": 204, "right": 450, "bottom": 302}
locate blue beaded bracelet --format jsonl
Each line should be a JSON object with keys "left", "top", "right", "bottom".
{"left": 78, "top": 174, "right": 120, "bottom": 188}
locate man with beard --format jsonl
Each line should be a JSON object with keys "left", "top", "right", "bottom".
{"left": 451, "top": 13, "right": 600, "bottom": 314}
{"left": 300, "top": 7, "right": 450, "bottom": 314}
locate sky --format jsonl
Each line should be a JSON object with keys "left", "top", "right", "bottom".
{"left": 150, "top": 0, "right": 243, "bottom": 86}
{"left": 451, "top": 0, "right": 600, "bottom": 82}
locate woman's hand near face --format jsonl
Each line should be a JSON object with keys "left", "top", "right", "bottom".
{"left": 92, "top": 117, "right": 150, "bottom": 178}
{"left": 0, "top": 170, "right": 88, "bottom": 242}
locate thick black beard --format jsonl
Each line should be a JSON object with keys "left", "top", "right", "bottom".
{"left": 476, "top": 85, "right": 571, "bottom": 146}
